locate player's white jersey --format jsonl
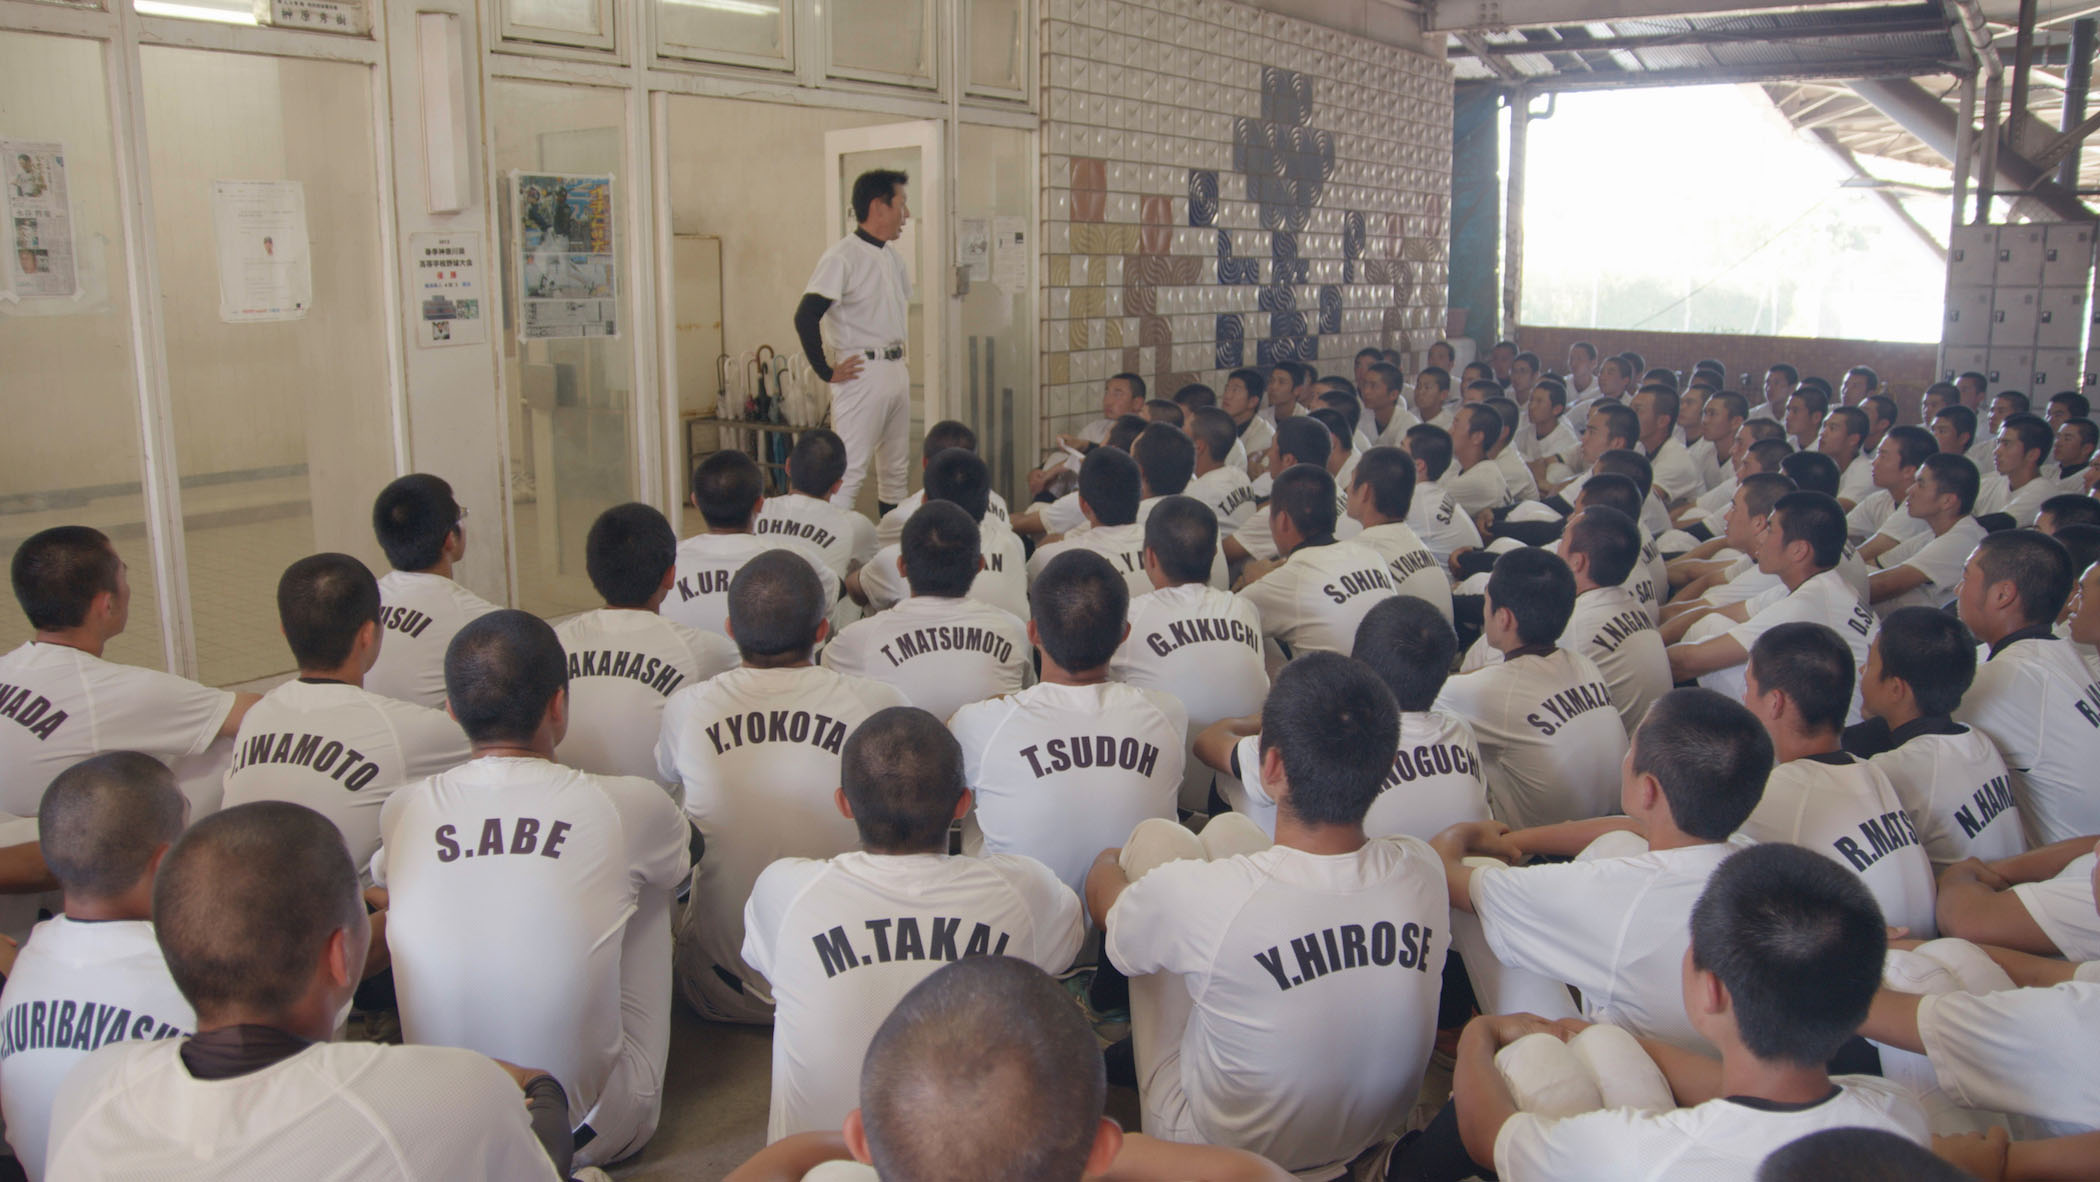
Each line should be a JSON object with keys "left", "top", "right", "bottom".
{"left": 44, "top": 1039, "right": 560, "bottom": 1181}
{"left": 1689, "top": 437, "right": 1726, "bottom": 492}
{"left": 374, "top": 757, "right": 688, "bottom": 1117}
{"left": 1955, "top": 632, "right": 2100, "bottom": 846}
{"left": 874, "top": 488, "right": 1013, "bottom": 551}
{"left": 1852, "top": 491, "right": 1927, "bottom": 546}
{"left": 1989, "top": 473, "right": 2057, "bottom": 526}
{"left": 1229, "top": 709, "right": 1489, "bottom": 841}
{"left": 1105, "top": 837, "right": 1449, "bottom": 1179}
{"left": 1229, "top": 496, "right": 1364, "bottom": 564}
{"left": 1647, "top": 437, "right": 1703, "bottom": 507}
{"left": 1701, "top": 569, "right": 1877, "bottom": 721}
{"left": 1632, "top": 526, "right": 1668, "bottom": 624}
{"left": 656, "top": 665, "right": 907, "bottom": 1021}
{"left": 1372, "top": 406, "right": 1420, "bottom": 449}
{"left": 1237, "top": 416, "right": 1275, "bottom": 472}
{"left": 821, "top": 595, "right": 1032, "bottom": 722}
{"left": 0, "top": 642, "right": 234, "bottom": 821}
{"left": 1837, "top": 453, "right": 1875, "bottom": 505}
{"left": 1112, "top": 583, "right": 1269, "bottom": 811}
{"left": 1461, "top": 585, "right": 1667, "bottom": 733}
{"left": 754, "top": 493, "right": 878, "bottom": 580}
{"left": 0, "top": 917, "right": 193, "bottom": 1179}
{"left": 1917, "top": 980, "right": 2100, "bottom": 1137}
{"left": 1738, "top": 753, "right": 1937, "bottom": 938}
{"left": 858, "top": 521, "right": 1030, "bottom": 621}
{"left": 221, "top": 679, "right": 470, "bottom": 881}
{"left": 1186, "top": 466, "right": 1259, "bottom": 537}
{"left": 553, "top": 608, "right": 738, "bottom": 787}
{"left": 664, "top": 534, "right": 840, "bottom": 638}
{"left": 950, "top": 681, "right": 1186, "bottom": 899}
{"left": 1436, "top": 646, "right": 1626, "bottom": 829}
{"left": 1875, "top": 517, "right": 1987, "bottom": 615}
{"left": 743, "top": 850, "right": 1083, "bottom": 1140}
{"left": 1687, "top": 474, "right": 1737, "bottom": 536}
{"left": 1352, "top": 522, "right": 1455, "bottom": 625}
{"left": 1473, "top": 840, "right": 1743, "bottom": 1053}
{"left": 1445, "top": 460, "right": 1510, "bottom": 518}
{"left": 1407, "top": 479, "right": 1484, "bottom": 565}
{"left": 366, "top": 571, "right": 502, "bottom": 709}
{"left": 2013, "top": 853, "right": 2100, "bottom": 961}
{"left": 1237, "top": 540, "right": 1399, "bottom": 658}
{"left": 1028, "top": 521, "right": 1226, "bottom": 603}
{"left": 1035, "top": 491, "right": 1089, "bottom": 538}
{"left": 1494, "top": 1075, "right": 1927, "bottom": 1182}
{"left": 1867, "top": 720, "right": 2024, "bottom": 870}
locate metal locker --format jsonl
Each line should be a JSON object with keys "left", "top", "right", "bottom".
{"left": 2033, "top": 350, "right": 2085, "bottom": 391}
{"left": 1949, "top": 225, "right": 1998, "bottom": 287}
{"left": 1986, "top": 348, "right": 2034, "bottom": 388}
{"left": 1990, "top": 288, "right": 2041, "bottom": 347}
{"left": 2043, "top": 223, "right": 2097, "bottom": 287}
{"left": 1996, "top": 226, "right": 2047, "bottom": 287}
{"left": 1945, "top": 286, "right": 1996, "bottom": 346}
{"left": 2037, "top": 286, "right": 2089, "bottom": 349}
{"left": 1943, "top": 346, "right": 1992, "bottom": 382}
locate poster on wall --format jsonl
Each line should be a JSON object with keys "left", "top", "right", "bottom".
{"left": 409, "top": 231, "right": 485, "bottom": 348}
{"left": 991, "top": 216, "right": 1027, "bottom": 291}
{"left": 959, "top": 217, "right": 990, "bottom": 283}
{"left": 512, "top": 171, "right": 617, "bottom": 341}
{"left": 258, "top": 0, "right": 369, "bottom": 34}
{"left": 211, "top": 179, "right": 312, "bottom": 323}
{"left": 3, "top": 140, "right": 78, "bottom": 301}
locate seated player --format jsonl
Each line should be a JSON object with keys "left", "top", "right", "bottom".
{"left": 1935, "top": 836, "right": 2100, "bottom": 961}
{"left": 1030, "top": 435, "right": 1224, "bottom": 601}
{"left": 1663, "top": 468, "right": 1792, "bottom": 613}
{"left": 1436, "top": 548, "right": 1626, "bottom": 828}
{"left": 1738, "top": 623, "right": 1936, "bottom": 938}
{"left": 1362, "top": 361, "right": 1420, "bottom": 448}
{"left": 45, "top": 802, "right": 568, "bottom": 1180}
{"left": 1867, "top": 454, "right": 1984, "bottom": 614}
{"left": 1444, "top": 404, "right": 1511, "bottom": 517}
{"left": 552, "top": 504, "right": 738, "bottom": 784}
{"left": 2054, "top": 419, "right": 2098, "bottom": 491}
{"left": 1848, "top": 608, "right": 2024, "bottom": 871}
{"left": 753, "top": 429, "right": 878, "bottom": 584}
{"left": 1216, "top": 369, "right": 1274, "bottom": 477}
{"left": 742, "top": 707, "right": 1082, "bottom": 1140}
{"left": 1432, "top": 687, "right": 1773, "bottom": 1052}
{"left": 1235, "top": 464, "right": 1397, "bottom": 659}
{"left": 950, "top": 550, "right": 1185, "bottom": 898}
{"left": 364, "top": 474, "right": 501, "bottom": 710}
{"left": 1398, "top": 424, "right": 1486, "bottom": 565}
{"left": 1025, "top": 373, "right": 1148, "bottom": 500}
{"left": 668, "top": 451, "right": 840, "bottom": 637}
{"left": 1851, "top": 425, "right": 1936, "bottom": 552}
{"left": 1184, "top": 407, "right": 1259, "bottom": 537}
{"left": 1981, "top": 415, "right": 2058, "bottom": 526}
{"left": 377, "top": 611, "right": 688, "bottom": 1167}
{"left": 852, "top": 448, "right": 1028, "bottom": 621}
{"left": 1, "top": 753, "right": 195, "bottom": 1178}
{"left": 1345, "top": 446, "right": 1455, "bottom": 624}
{"left": 0, "top": 526, "right": 256, "bottom": 820}
{"left": 1514, "top": 377, "right": 1579, "bottom": 489}
{"left": 1411, "top": 366, "right": 1458, "bottom": 431}
{"left": 1110, "top": 496, "right": 1268, "bottom": 813}
{"left": 1091, "top": 652, "right": 1449, "bottom": 1178}
{"left": 1955, "top": 529, "right": 2100, "bottom": 845}
{"left": 1224, "top": 417, "right": 1337, "bottom": 565}
{"left": 874, "top": 420, "right": 1013, "bottom": 548}
{"left": 222, "top": 554, "right": 471, "bottom": 876}
{"left": 1819, "top": 405, "right": 1875, "bottom": 509}
{"left": 1422, "top": 844, "right": 1925, "bottom": 1181}
{"left": 1019, "top": 415, "right": 1150, "bottom": 540}
{"left": 1633, "top": 385, "right": 1702, "bottom": 511}
{"left": 2039, "top": 492, "right": 2100, "bottom": 535}
{"left": 1482, "top": 396, "right": 1540, "bottom": 503}
{"left": 658, "top": 553, "right": 909, "bottom": 1023}
{"left": 821, "top": 502, "right": 1031, "bottom": 722}
{"left": 723, "top": 957, "right": 1294, "bottom": 1182}
{"left": 1759, "top": 1127, "right": 1970, "bottom": 1182}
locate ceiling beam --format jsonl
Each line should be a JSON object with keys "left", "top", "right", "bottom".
{"left": 1458, "top": 54, "right": 1962, "bottom": 89}
{"left": 1429, "top": 0, "right": 1919, "bottom": 34}
{"left": 1446, "top": 11, "right": 1948, "bottom": 56}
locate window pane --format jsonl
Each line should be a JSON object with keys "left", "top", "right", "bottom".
{"left": 131, "top": 0, "right": 258, "bottom": 25}
{"left": 658, "top": 0, "right": 790, "bottom": 67}
{"left": 489, "top": 79, "right": 634, "bottom": 618}
{"left": 830, "top": 0, "right": 932, "bottom": 83}
{"left": 504, "top": 0, "right": 608, "bottom": 41}
{"left": 968, "top": 0, "right": 1023, "bottom": 93}
{"left": 140, "top": 48, "right": 398, "bottom": 685}
{"left": 0, "top": 32, "right": 164, "bottom": 671}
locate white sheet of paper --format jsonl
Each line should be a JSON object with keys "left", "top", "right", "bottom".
{"left": 991, "top": 215, "right": 1027, "bottom": 291}
{"left": 409, "top": 231, "right": 486, "bottom": 348}
{"left": 211, "top": 180, "right": 312, "bottom": 323}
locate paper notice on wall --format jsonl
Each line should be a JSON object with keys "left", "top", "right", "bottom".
{"left": 211, "top": 180, "right": 312, "bottom": 322}
{"left": 258, "top": 0, "right": 369, "bottom": 33}
{"left": 991, "top": 215, "right": 1027, "bottom": 291}
{"left": 959, "top": 217, "right": 990, "bottom": 283}
{"left": 3, "top": 140, "right": 78, "bottom": 301}
{"left": 409, "top": 231, "right": 486, "bottom": 348}
{"left": 513, "top": 171, "right": 617, "bottom": 341}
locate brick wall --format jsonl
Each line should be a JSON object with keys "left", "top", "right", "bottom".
{"left": 1515, "top": 326, "right": 1940, "bottom": 421}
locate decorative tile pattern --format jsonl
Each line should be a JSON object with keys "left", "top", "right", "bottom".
{"left": 1038, "top": 0, "right": 1452, "bottom": 444}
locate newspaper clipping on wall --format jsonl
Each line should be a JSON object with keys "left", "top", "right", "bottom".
{"left": 512, "top": 171, "right": 616, "bottom": 341}
{"left": 3, "top": 140, "right": 78, "bottom": 301}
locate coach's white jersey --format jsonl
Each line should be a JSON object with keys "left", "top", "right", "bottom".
{"left": 1029, "top": 521, "right": 1226, "bottom": 603}
{"left": 366, "top": 571, "right": 501, "bottom": 709}
{"left": 1494, "top": 1075, "right": 1927, "bottom": 1182}
{"left": 743, "top": 850, "right": 1084, "bottom": 1140}
{"left": 44, "top": 1039, "right": 560, "bottom": 1181}
{"left": 553, "top": 609, "right": 738, "bottom": 787}
{"left": 1877, "top": 517, "right": 1987, "bottom": 615}
{"left": 1955, "top": 634, "right": 2100, "bottom": 846}
{"left": 874, "top": 488, "right": 1012, "bottom": 551}
{"left": 221, "top": 680, "right": 470, "bottom": 881}
{"left": 0, "top": 642, "right": 235, "bottom": 821}
{"left": 1106, "top": 838, "right": 1449, "bottom": 1179}
{"left": 1352, "top": 522, "right": 1454, "bottom": 625}
{"left": 1408, "top": 479, "right": 1484, "bottom": 565}
{"left": 1702, "top": 569, "right": 1876, "bottom": 720}
{"left": 657, "top": 665, "right": 906, "bottom": 1020}
{"left": 754, "top": 493, "right": 878, "bottom": 580}
{"left": 821, "top": 595, "right": 1031, "bottom": 722}
{"left": 1237, "top": 540, "right": 1398, "bottom": 659}
{"left": 1868, "top": 721, "right": 2024, "bottom": 870}
{"left": 1229, "top": 709, "right": 1489, "bottom": 842}
{"left": 375, "top": 757, "right": 688, "bottom": 1116}
{"left": 1112, "top": 584, "right": 1269, "bottom": 812}
{"left": 2012, "top": 853, "right": 2100, "bottom": 961}
{"left": 1446, "top": 461, "right": 1510, "bottom": 518}
{"left": 1917, "top": 981, "right": 2100, "bottom": 1136}
{"left": 665, "top": 534, "right": 840, "bottom": 638}
{"left": 1740, "top": 753, "right": 1937, "bottom": 938}
{"left": 858, "top": 522, "right": 1030, "bottom": 621}
{"left": 951, "top": 681, "right": 1186, "bottom": 899}
{"left": 1462, "top": 585, "right": 1666, "bottom": 733}
{"left": 1473, "top": 841, "right": 1739, "bottom": 1053}
{"left": 0, "top": 917, "right": 192, "bottom": 1179}
{"left": 1186, "top": 466, "right": 1259, "bottom": 537}
{"left": 1436, "top": 647, "right": 1626, "bottom": 829}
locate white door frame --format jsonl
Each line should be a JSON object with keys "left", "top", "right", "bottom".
{"left": 823, "top": 120, "right": 945, "bottom": 432}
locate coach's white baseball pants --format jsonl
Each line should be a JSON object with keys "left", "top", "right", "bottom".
{"left": 1119, "top": 814, "right": 1271, "bottom": 1146}
{"left": 573, "top": 892, "right": 675, "bottom": 1167}
{"left": 828, "top": 359, "right": 911, "bottom": 510}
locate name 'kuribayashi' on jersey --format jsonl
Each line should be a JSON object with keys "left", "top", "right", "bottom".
{"left": 0, "top": 685, "right": 66, "bottom": 741}
{"left": 1253, "top": 920, "right": 1438, "bottom": 992}
{"left": 229, "top": 731, "right": 387, "bottom": 791}
{"left": 810, "top": 916, "right": 1016, "bottom": 979}
{"left": 702, "top": 710, "right": 854, "bottom": 756}
{"left": 564, "top": 649, "right": 689, "bottom": 697}
{"left": 0, "top": 1001, "right": 184, "bottom": 1060}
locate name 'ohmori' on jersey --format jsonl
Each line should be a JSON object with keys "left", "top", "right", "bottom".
{"left": 1144, "top": 617, "right": 1260, "bottom": 658}
{"left": 704, "top": 710, "right": 852, "bottom": 756}
{"left": 1018, "top": 735, "right": 1163, "bottom": 779}
{"left": 754, "top": 518, "right": 838, "bottom": 551}
{"left": 878, "top": 625, "right": 1016, "bottom": 667}
{"left": 811, "top": 916, "right": 1015, "bottom": 978}
{"left": 566, "top": 649, "right": 688, "bottom": 697}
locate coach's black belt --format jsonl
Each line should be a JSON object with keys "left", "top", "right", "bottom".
{"left": 850, "top": 345, "right": 905, "bottom": 361}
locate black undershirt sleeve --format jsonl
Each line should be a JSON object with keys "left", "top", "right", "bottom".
{"left": 523, "top": 1075, "right": 575, "bottom": 1178}
{"left": 793, "top": 293, "right": 834, "bottom": 382}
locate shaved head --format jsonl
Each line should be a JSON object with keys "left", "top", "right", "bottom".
{"left": 39, "top": 752, "right": 186, "bottom": 900}
{"left": 860, "top": 957, "right": 1104, "bottom": 1182}
{"left": 841, "top": 706, "right": 966, "bottom": 851}
{"left": 727, "top": 550, "right": 827, "bottom": 659}
{"left": 444, "top": 610, "right": 568, "bottom": 745}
